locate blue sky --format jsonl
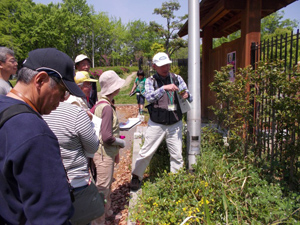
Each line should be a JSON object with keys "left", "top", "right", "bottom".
{"left": 33, "top": 0, "right": 300, "bottom": 28}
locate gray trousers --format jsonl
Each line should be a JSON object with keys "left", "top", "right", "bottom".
{"left": 132, "top": 119, "right": 184, "bottom": 180}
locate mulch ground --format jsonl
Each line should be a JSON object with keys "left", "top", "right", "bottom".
{"left": 105, "top": 104, "right": 146, "bottom": 224}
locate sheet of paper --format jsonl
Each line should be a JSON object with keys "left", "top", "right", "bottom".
{"left": 119, "top": 117, "right": 141, "bottom": 130}
{"left": 91, "top": 115, "right": 102, "bottom": 136}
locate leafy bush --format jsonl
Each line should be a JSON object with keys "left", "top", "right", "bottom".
{"left": 130, "top": 127, "right": 300, "bottom": 224}
{"left": 209, "top": 60, "right": 300, "bottom": 190}
{"left": 170, "top": 65, "right": 180, "bottom": 75}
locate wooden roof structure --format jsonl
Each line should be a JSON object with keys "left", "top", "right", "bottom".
{"left": 178, "top": 0, "right": 297, "bottom": 38}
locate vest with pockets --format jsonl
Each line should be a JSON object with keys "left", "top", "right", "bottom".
{"left": 146, "top": 73, "right": 182, "bottom": 125}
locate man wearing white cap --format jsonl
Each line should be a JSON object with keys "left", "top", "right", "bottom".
{"left": 130, "top": 52, "right": 193, "bottom": 190}
{"left": 75, "top": 54, "right": 98, "bottom": 107}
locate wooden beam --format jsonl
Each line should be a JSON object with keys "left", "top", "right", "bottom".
{"left": 207, "top": 9, "right": 230, "bottom": 27}
{"left": 219, "top": 13, "right": 242, "bottom": 32}
{"left": 201, "top": 0, "right": 226, "bottom": 28}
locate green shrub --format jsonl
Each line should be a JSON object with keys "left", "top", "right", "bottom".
{"left": 209, "top": 60, "right": 300, "bottom": 190}
{"left": 170, "top": 65, "right": 180, "bottom": 75}
{"left": 130, "top": 126, "right": 300, "bottom": 224}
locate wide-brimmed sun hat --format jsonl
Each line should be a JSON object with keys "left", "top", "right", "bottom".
{"left": 99, "top": 70, "right": 125, "bottom": 96}
{"left": 75, "top": 71, "right": 97, "bottom": 84}
{"left": 152, "top": 52, "right": 172, "bottom": 67}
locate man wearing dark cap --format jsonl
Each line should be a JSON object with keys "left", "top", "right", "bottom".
{"left": 0, "top": 48, "right": 85, "bottom": 224}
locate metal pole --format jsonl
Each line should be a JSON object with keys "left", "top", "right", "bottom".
{"left": 92, "top": 30, "right": 95, "bottom": 68}
{"left": 187, "top": 0, "right": 201, "bottom": 171}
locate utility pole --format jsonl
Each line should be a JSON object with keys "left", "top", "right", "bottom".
{"left": 187, "top": 0, "right": 201, "bottom": 171}
{"left": 92, "top": 30, "right": 95, "bottom": 68}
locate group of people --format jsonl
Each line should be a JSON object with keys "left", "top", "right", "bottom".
{"left": 0, "top": 47, "right": 192, "bottom": 224}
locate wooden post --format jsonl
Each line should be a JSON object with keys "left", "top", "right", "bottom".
{"left": 241, "top": 0, "right": 261, "bottom": 68}
{"left": 201, "top": 26, "right": 213, "bottom": 119}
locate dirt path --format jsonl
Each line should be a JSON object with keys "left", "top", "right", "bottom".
{"left": 122, "top": 72, "right": 136, "bottom": 88}
{"left": 106, "top": 104, "right": 144, "bottom": 225}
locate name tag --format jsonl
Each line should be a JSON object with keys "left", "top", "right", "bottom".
{"left": 168, "top": 104, "right": 177, "bottom": 111}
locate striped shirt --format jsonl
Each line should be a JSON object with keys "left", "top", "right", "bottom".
{"left": 43, "top": 101, "right": 99, "bottom": 188}
{"left": 145, "top": 73, "right": 193, "bottom": 103}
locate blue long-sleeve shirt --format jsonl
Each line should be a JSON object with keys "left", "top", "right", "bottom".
{"left": 0, "top": 96, "right": 73, "bottom": 225}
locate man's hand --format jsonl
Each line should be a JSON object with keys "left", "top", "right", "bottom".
{"left": 163, "top": 84, "right": 178, "bottom": 92}
{"left": 180, "top": 91, "right": 189, "bottom": 99}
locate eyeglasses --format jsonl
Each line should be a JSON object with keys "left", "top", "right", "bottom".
{"left": 38, "top": 69, "right": 70, "bottom": 99}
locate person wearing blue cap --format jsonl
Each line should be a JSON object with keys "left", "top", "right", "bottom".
{"left": 0, "top": 48, "right": 84, "bottom": 224}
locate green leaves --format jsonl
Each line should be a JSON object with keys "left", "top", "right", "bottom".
{"left": 0, "top": 0, "right": 168, "bottom": 65}
{"left": 150, "top": 0, "right": 188, "bottom": 56}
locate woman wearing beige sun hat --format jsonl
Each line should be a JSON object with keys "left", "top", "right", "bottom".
{"left": 90, "top": 70, "right": 125, "bottom": 225}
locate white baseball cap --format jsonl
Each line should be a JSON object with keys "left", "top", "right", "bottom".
{"left": 152, "top": 52, "right": 172, "bottom": 67}
{"left": 74, "top": 54, "right": 91, "bottom": 64}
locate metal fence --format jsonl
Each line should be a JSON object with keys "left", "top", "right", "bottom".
{"left": 250, "top": 29, "right": 300, "bottom": 186}
{"left": 251, "top": 29, "right": 300, "bottom": 72}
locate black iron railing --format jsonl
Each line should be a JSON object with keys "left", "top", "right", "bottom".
{"left": 250, "top": 30, "right": 300, "bottom": 187}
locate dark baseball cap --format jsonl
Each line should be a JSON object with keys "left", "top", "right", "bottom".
{"left": 23, "top": 48, "right": 85, "bottom": 98}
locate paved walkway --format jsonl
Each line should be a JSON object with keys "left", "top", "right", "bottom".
{"left": 127, "top": 125, "right": 147, "bottom": 225}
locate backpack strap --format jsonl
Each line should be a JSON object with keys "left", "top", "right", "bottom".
{"left": 151, "top": 75, "right": 159, "bottom": 90}
{"left": 170, "top": 73, "right": 180, "bottom": 86}
{"left": 0, "top": 104, "right": 40, "bottom": 128}
{"left": 90, "top": 100, "right": 110, "bottom": 114}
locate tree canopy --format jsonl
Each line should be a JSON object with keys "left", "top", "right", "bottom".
{"left": 150, "top": 0, "right": 188, "bottom": 57}
{"left": 0, "top": 0, "right": 188, "bottom": 66}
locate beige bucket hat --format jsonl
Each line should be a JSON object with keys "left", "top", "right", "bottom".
{"left": 99, "top": 70, "right": 125, "bottom": 96}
